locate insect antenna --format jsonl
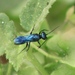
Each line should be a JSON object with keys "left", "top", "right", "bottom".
{"left": 46, "top": 25, "right": 60, "bottom": 35}
{"left": 46, "top": 21, "right": 69, "bottom": 35}
{"left": 39, "top": 25, "right": 60, "bottom": 48}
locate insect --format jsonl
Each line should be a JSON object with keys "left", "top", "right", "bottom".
{"left": 14, "top": 25, "right": 60, "bottom": 52}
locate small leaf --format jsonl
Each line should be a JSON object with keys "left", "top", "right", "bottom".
{"left": 61, "top": 28, "right": 75, "bottom": 67}
{"left": 20, "top": 0, "right": 56, "bottom": 31}
{"left": 18, "top": 65, "right": 39, "bottom": 75}
{"left": 47, "top": 34, "right": 69, "bottom": 57}
{"left": 0, "top": 13, "right": 11, "bottom": 55}
{"left": 47, "top": 27, "right": 75, "bottom": 67}
{"left": 0, "top": 13, "right": 25, "bottom": 71}
{"left": 51, "top": 64, "right": 75, "bottom": 75}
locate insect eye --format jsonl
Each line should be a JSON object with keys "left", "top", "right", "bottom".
{"left": 41, "top": 32, "right": 47, "bottom": 40}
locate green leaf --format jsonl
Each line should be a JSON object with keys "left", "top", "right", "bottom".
{"left": 20, "top": 0, "right": 56, "bottom": 31}
{"left": 0, "top": 13, "right": 12, "bottom": 55}
{"left": 18, "top": 65, "right": 39, "bottom": 75}
{"left": 46, "top": 27, "right": 75, "bottom": 67}
{"left": 46, "top": 35, "right": 68, "bottom": 57}
{"left": 33, "top": 52, "right": 45, "bottom": 64}
{"left": 0, "top": 13, "right": 24, "bottom": 71}
{"left": 44, "top": 62, "right": 60, "bottom": 74}
{"left": 51, "top": 64, "right": 75, "bottom": 75}
{"left": 61, "top": 28, "right": 75, "bottom": 67}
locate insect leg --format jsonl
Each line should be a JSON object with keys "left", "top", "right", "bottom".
{"left": 38, "top": 41, "right": 41, "bottom": 48}
{"left": 30, "top": 25, "right": 35, "bottom": 34}
{"left": 22, "top": 43, "right": 28, "bottom": 50}
{"left": 39, "top": 40, "right": 46, "bottom": 48}
{"left": 18, "top": 43, "right": 28, "bottom": 54}
{"left": 26, "top": 42, "right": 30, "bottom": 51}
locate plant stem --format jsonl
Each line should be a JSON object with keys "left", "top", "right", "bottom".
{"left": 0, "top": 64, "right": 3, "bottom": 75}
{"left": 6, "top": 64, "right": 12, "bottom": 75}
{"left": 27, "top": 50, "right": 49, "bottom": 75}
{"left": 31, "top": 43, "right": 66, "bottom": 64}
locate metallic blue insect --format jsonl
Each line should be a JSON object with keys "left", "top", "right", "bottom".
{"left": 14, "top": 25, "right": 60, "bottom": 52}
